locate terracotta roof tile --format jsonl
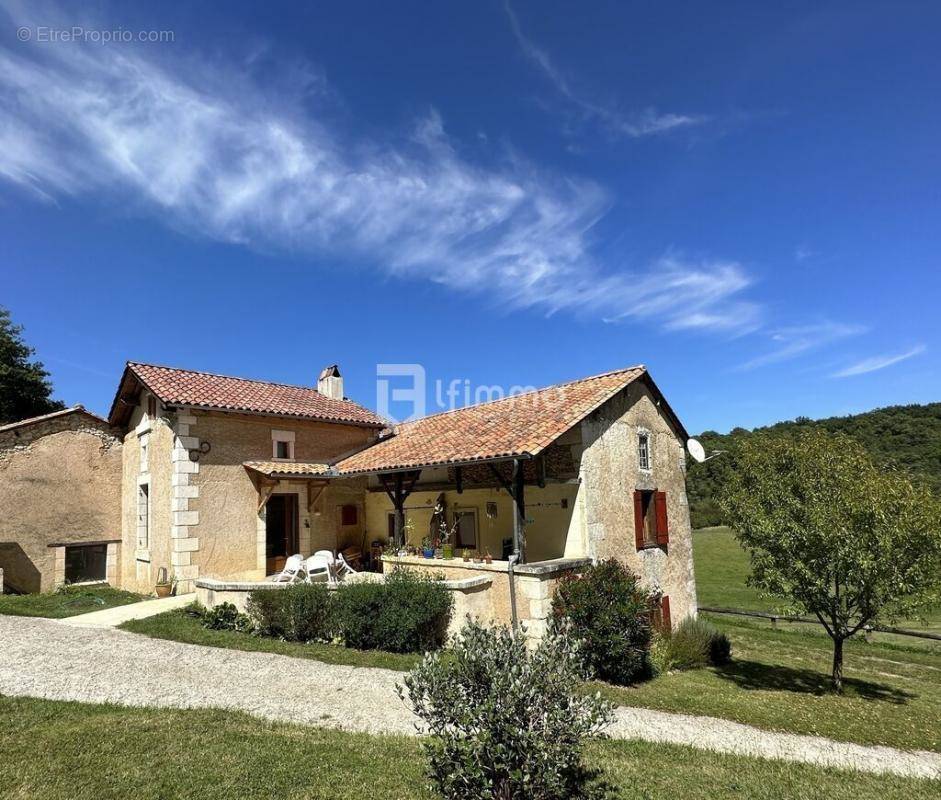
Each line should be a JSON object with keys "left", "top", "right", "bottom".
{"left": 126, "top": 363, "right": 384, "bottom": 427}
{"left": 243, "top": 460, "right": 333, "bottom": 478}
{"left": 335, "top": 366, "right": 647, "bottom": 475}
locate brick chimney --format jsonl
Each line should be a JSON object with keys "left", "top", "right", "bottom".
{"left": 318, "top": 365, "right": 343, "bottom": 400}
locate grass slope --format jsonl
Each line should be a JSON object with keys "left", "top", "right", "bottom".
{"left": 1, "top": 696, "right": 937, "bottom": 800}
{"left": 0, "top": 584, "right": 145, "bottom": 618}
{"left": 693, "top": 526, "right": 941, "bottom": 635}
{"left": 596, "top": 614, "right": 941, "bottom": 752}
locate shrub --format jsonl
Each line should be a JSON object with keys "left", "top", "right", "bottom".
{"left": 550, "top": 559, "right": 652, "bottom": 684}
{"left": 335, "top": 568, "right": 452, "bottom": 653}
{"left": 202, "top": 602, "right": 250, "bottom": 632}
{"left": 246, "top": 583, "right": 334, "bottom": 642}
{"left": 400, "top": 620, "right": 613, "bottom": 800}
{"left": 657, "top": 617, "right": 732, "bottom": 671}
{"left": 182, "top": 600, "right": 206, "bottom": 618}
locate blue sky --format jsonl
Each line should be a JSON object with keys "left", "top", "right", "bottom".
{"left": 1, "top": 0, "right": 938, "bottom": 433}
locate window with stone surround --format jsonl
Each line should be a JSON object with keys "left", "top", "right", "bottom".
{"left": 638, "top": 431, "right": 651, "bottom": 472}
{"left": 271, "top": 429, "right": 295, "bottom": 461}
{"left": 65, "top": 544, "right": 107, "bottom": 584}
{"left": 139, "top": 433, "right": 149, "bottom": 473}
{"left": 137, "top": 483, "right": 150, "bottom": 549}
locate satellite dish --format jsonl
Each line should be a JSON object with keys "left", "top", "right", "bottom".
{"left": 687, "top": 438, "right": 707, "bottom": 463}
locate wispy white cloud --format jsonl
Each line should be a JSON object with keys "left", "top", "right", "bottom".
{"left": 739, "top": 322, "right": 865, "bottom": 370}
{"left": 0, "top": 1, "right": 756, "bottom": 334}
{"left": 503, "top": 1, "right": 707, "bottom": 139}
{"left": 831, "top": 345, "right": 926, "bottom": 378}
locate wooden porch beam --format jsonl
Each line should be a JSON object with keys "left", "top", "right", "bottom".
{"left": 256, "top": 480, "right": 278, "bottom": 514}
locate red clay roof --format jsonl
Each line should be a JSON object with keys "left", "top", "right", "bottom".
{"left": 243, "top": 460, "right": 333, "bottom": 478}
{"left": 114, "top": 363, "right": 385, "bottom": 428}
{"left": 335, "top": 366, "right": 649, "bottom": 475}
{"left": 0, "top": 404, "right": 108, "bottom": 433}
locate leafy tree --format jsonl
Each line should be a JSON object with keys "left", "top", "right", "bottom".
{"left": 688, "top": 402, "right": 941, "bottom": 527}
{"left": 721, "top": 430, "right": 941, "bottom": 691}
{"left": 0, "top": 307, "right": 64, "bottom": 424}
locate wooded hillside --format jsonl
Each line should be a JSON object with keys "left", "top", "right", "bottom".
{"left": 687, "top": 402, "right": 941, "bottom": 529}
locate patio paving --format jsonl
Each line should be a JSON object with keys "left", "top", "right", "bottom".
{"left": 0, "top": 615, "right": 938, "bottom": 780}
{"left": 56, "top": 593, "right": 191, "bottom": 628}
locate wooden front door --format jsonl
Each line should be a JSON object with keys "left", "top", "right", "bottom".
{"left": 265, "top": 494, "right": 299, "bottom": 574}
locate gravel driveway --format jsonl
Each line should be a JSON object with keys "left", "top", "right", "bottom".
{"left": 1, "top": 615, "right": 938, "bottom": 780}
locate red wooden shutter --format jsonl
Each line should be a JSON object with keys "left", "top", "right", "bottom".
{"left": 633, "top": 490, "right": 645, "bottom": 550}
{"left": 655, "top": 491, "right": 669, "bottom": 546}
{"left": 660, "top": 595, "right": 672, "bottom": 632}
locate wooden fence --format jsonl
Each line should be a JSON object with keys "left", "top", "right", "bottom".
{"left": 699, "top": 605, "right": 941, "bottom": 642}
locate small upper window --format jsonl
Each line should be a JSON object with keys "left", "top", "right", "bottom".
{"left": 638, "top": 432, "right": 651, "bottom": 471}
{"left": 271, "top": 429, "right": 295, "bottom": 461}
{"left": 341, "top": 504, "right": 358, "bottom": 526}
{"left": 147, "top": 395, "right": 158, "bottom": 419}
{"left": 139, "top": 433, "right": 149, "bottom": 474}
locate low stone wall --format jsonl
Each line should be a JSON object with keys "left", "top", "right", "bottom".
{"left": 382, "top": 555, "right": 591, "bottom": 640}
{"left": 195, "top": 571, "right": 493, "bottom": 639}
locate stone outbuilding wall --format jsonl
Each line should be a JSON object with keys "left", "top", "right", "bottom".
{"left": 0, "top": 408, "right": 123, "bottom": 593}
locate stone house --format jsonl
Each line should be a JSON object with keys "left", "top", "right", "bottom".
{"left": 0, "top": 361, "right": 697, "bottom": 631}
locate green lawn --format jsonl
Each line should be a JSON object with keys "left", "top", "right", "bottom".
{"left": 121, "top": 608, "right": 424, "bottom": 671}
{"left": 0, "top": 584, "right": 145, "bottom": 618}
{"left": 693, "top": 526, "right": 941, "bottom": 637}
{"left": 597, "top": 614, "right": 941, "bottom": 752}
{"left": 1, "top": 696, "right": 936, "bottom": 800}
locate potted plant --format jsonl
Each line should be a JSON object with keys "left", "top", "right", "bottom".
{"left": 484, "top": 549, "right": 493, "bottom": 565}
{"left": 422, "top": 537, "right": 435, "bottom": 559}
{"left": 155, "top": 567, "right": 173, "bottom": 598}
{"left": 462, "top": 548, "right": 470, "bottom": 562}
{"left": 442, "top": 542, "right": 454, "bottom": 559}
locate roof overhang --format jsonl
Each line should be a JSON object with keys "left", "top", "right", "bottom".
{"left": 243, "top": 460, "right": 337, "bottom": 480}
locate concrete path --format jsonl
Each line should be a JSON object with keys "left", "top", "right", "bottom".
{"left": 0, "top": 615, "right": 938, "bottom": 781}
{"left": 56, "top": 594, "right": 191, "bottom": 627}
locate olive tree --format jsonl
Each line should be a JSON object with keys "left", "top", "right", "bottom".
{"left": 721, "top": 430, "right": 941, "bottom": 691}
{"left": 399, "top": 620, "right": 613, "bottom": 800}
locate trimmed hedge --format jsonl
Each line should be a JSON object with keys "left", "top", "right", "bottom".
{"left": 550, "top": 559, "right": 652, "bottom": 685}
{"left": 246, "top": 583, "right": 333, "bottom": 642}
{"left": 245, "top": 570, "right": 453, "bottom": 654}
{"left": 334, "top": 569, "right": 452, "bottom": 653}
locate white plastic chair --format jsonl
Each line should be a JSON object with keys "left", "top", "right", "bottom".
{"left": 334, "top": 552, "right": 357, "bottom": 580}
{"left": 272, "top": 554, "right": 305, "bottom": 583}
{"left": 303, "top": 554, "right": 332, "bottom": 584}
{"left": 311, "top": 550, "right": 338, "bottom": 586}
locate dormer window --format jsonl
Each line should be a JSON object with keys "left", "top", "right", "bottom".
{"left": 271, "top": 429, "right": 295, "bottom": 461}
{"left": 638, "top": 432, "right": 651, "bottom": 472}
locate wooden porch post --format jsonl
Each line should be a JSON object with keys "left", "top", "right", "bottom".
{"left": 393, "top": 473, "right": 405, "bottom": 547}
{"left": 512, "top": 458, "right": 527, "bottom": 564}
{"left": 379, "top": 470, "right": 421, "bottom": 548}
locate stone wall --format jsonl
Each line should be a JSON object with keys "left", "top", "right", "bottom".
{"left": 0, "top": 416, "right": 123, "bottom": 593}
{"left": 578, "top": 379, "right": 698, "bottom": 624}
{"left": 188, "top": 411, "right": 377, "bottom": 583}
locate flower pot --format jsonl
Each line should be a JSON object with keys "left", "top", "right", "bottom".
{"left": 422, "top": 548, "right": 435, "bottom": 559}
{"left": 155, "top": 583, "right": 172, "bottom": 598}
{"left": 442, "top": 545, "right": 454, "bottom": 559}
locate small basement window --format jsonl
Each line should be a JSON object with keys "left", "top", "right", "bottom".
{"left": 65, "top": 544, "right": 107, "bottom": 584}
